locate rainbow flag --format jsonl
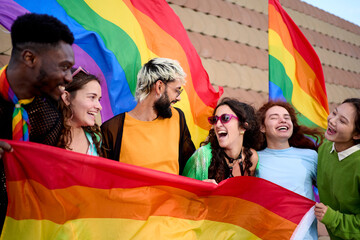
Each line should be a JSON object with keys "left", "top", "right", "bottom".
{"left": 268, "top": 0, "right": 329, "bottom": 129}
{"left": 2, "top": 140, "right": 316, "bottom": 239}
{"left": 0, "top": 0, "right": 223, "bottom": 147}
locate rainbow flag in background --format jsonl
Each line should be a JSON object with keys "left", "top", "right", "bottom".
{"left": 268, "top": 0, "right": 329, "bottom": 129}
{"left": 2, "top": 140, "right": 316, "bottom": 239}
{"left": 0, "top": 0, "right": 223, "bottom": 147}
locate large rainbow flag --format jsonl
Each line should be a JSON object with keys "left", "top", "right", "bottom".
{"left": 268, "top": 0, "right": 329, "bottom": 129}
{"left": 0, "top": 0, "right": 223, "bottom": 147}
{"left": 2, "top": 140, "right": 315, "bottom": 239}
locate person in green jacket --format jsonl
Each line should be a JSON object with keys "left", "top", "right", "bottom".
{"left": 182, "top": 98, "right": 262, "bottom": 183}
{"left": 315, "top": 98, "right": 360, "bottom": 239}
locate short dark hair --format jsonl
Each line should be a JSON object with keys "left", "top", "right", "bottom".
{"left": 11, "top": 13, "right": 74, "bottom": 49}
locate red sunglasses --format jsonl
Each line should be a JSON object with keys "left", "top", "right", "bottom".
{"left": 208, "top": 114, "right": 238, "bottom": 125}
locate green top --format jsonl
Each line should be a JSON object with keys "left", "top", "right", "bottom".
{"left": 182, "top": 143, "right": 259, "bottom": 180}
{"left": 182, "top": 143, "right": 212, "bottom": 180}
{"left": 317, "top": 141, "right": 360, "bottom": 240}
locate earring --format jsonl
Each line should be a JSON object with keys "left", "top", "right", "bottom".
{"left": 240, "top": 130, "right": 245, "bottom": 135}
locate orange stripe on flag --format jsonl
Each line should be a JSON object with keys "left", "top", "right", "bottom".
{"left": 7, "top": 180, "right": 296, "bottom": 239}
{"left": 3, "top": 140, "right": 316, "bottom": 239}
{"left": 123, "top": 0, "right": 214, "bottom": 130}
{"left": 268, "top": 4, "right": 327, "bottom": 104}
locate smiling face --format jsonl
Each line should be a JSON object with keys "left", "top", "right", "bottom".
{"left": 65, "top": 80, "right": 102, "bottom": 128}
{"left": 326, "top": 102, "right": 360, "bottom": 151}
{"left": 33, "top": 41, "right": 74, "bottom": 100}
{"left": 165, "top": 79, "right": 183, "bottom": 105}
{"left": 262, "top": 106, "right": 293, "bottom": 146}
{"left": 214, "top": 105, "right": 245, "bottom": 151}
{"left": 154, "top": 79, "right": 183, "bottom": 118}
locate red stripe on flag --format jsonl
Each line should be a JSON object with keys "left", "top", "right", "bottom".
{"left": 269, "top": 0, "right": 328, "bottom": 112}
{"left": 130, "top": 0, "right": 222, "bottom": 108}
{"left": 3, "top": 140, "right": 315, "bottom": 225}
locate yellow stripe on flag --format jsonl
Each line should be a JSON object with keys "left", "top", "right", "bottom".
{"left": 269, "top": 29, "right": 328, "bottom": 128}
{"left": 2, "top": 216, "right": 262, "bottom": 240}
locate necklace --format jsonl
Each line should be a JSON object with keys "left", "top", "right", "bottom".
{"left": 223, "top": 149, "right": 245, "bottom": 177}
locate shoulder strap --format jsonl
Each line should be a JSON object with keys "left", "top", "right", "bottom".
{"left": 101, "top": 113, "right": 126, "bottom": 160}
{"left": 175, "top": 107, "right": 185, "bottom": 132}
{"left": 174, "top": 107, "right": 191, "bottom": 174}
{"left": 175, "top": 107, "right": 185, "bottom": 147}
{"left": 114, "top": 113, "right": 126, "bottom": 161}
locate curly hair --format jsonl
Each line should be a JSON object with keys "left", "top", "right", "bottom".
{"left": 342, "top": 98, "right": 360, "bottom": 144}
{"left": 11, "top": 13, "right": 74, "bottom": 54}
{"left": 203, "top": 98, "right": 262, "bottom": 183}
{"left": 256, "top": 101, "right": 324, "bottom": 151}
{"left": 57, "top": 69, "right": 103, "bottom": 156}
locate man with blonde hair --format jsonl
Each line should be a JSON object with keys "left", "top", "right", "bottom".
{"left": 101, "top": 58, "right": 195, "bottom": 175}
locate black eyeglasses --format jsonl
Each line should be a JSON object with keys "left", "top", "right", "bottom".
{"left": 174, "top": 88, "right": 184, "bottom": 97}
{"left": 208, "top": 114, "right": 238, "bottom": 125}
{"left": 159, "top": 79, "right": 183, "bottom": 97}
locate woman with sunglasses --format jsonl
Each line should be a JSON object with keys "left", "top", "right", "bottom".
{"left": 182, "top": 98, "right": 262, "bottom": 183}
{"left": 57, "top": 67, "right": 103, "bottom": 156}
{"left": 256, "top": 101, "right": 323, "bottom": 240}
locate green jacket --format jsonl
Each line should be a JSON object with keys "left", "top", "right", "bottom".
{"left": 318, "top": 141, "right": 360, "bottom": 240}
{"left": 183, "top": 143, "right": 259, "bottom": 180}
{"left": 182, "top": 143, "right": 212, "bottom": 180}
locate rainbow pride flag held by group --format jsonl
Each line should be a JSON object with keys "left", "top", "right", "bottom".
{"left": 0, "top": 0, "right": 222, "bottom": 147}
{"left": 268, "top": 0, "right": 329, "bottom": 129}
{"left": 2, "top": 140, "right": 315, "bottom": 239}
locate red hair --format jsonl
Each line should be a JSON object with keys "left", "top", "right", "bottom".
{"left": 256, "top": 101, "right": 324, "bottom": 150}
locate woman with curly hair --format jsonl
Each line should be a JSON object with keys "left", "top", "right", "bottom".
{"left": 57, "top": 66, "right": 103, "bottom": 156}
{"left": 256, "top": 101, "right": 324, "bottom": 240}
{"left": 182, "top": 98, "right": 262, "bottom": 183}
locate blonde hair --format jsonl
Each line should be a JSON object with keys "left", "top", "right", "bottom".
{"left": 135, "top": 58, "right": 186, "bottom": 102}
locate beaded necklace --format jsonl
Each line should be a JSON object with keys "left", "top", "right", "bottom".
{"left": 223, "top": 149, "right": 244, "bottom": 177}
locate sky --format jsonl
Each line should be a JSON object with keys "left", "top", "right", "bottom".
{"left": 300, "top": 0, "right": 360, "bottom": 26}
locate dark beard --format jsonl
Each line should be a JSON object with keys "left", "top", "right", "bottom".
{"left": 153, "top": 91, "right": 172, "bottom": 118}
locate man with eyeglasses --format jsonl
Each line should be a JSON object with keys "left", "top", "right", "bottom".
{"left": 0, "top": 13, "right": 75, "bottom": 234}
{"left": 101, "top": 58, "right": 195, "bottom": 175}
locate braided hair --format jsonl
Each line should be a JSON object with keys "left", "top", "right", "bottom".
{"left": 204, "top": 98, "right": 262, "bottom": 183}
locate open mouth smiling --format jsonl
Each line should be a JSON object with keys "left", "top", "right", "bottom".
{"left": 327, "top": 126, "right": 336, "bottom": 135}
{"left": 217, "top": 130, "right": 228, "bottom": 138}
{"left": 276, "top": 126, "right": 289, "bottom": 131}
